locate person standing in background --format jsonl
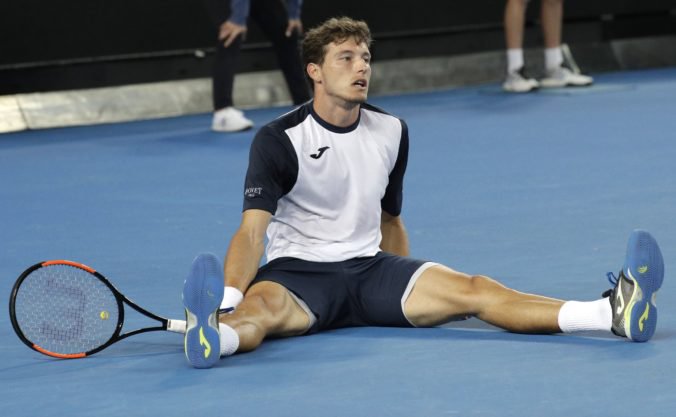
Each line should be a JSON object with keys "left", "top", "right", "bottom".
{"left": 502, "top": 0, "right": 593, "bottom": 92}
{"left": 205, "top": 0, "right": 311, "bottom": 132}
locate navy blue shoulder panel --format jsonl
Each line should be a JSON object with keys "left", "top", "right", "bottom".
{"left": 242, "top": 104, "right": 311, "bottom": 213}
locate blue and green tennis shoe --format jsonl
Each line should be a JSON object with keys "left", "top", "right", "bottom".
{"left": 605, "top": 230, "right": 664, "bottom": 342}
{"left": 182, "top": 253, "right": 223, "bottom": 368}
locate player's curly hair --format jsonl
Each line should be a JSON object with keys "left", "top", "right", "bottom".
{"left": 301, "top": 17, "right": 372, "bottom": 89}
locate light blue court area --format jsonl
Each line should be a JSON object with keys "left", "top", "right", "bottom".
{"left": 1, "top": 67, "right": 675, "bottom": 417}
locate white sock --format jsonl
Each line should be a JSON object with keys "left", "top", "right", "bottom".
{"left": 557, "top": 299, "right": 612, "bottom": 333}
{"left": 544, "top": 46, "right": 563, "bottom": 71}
{"left": 506, "top": 48, "right": 524, "bottom": 74}
{"left": 220, "top": 286, "right": 243, "bottom": 311}
{"left": 219, "top": 323, "right": 240, "bottom": 357}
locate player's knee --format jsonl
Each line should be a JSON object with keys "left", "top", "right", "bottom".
{"left": 467, "top": 275, "right": 505, "bottom": 298}
{"left": 244, "top": 281, "right": 295, "bottom": 323}
{"left": 466, "top": 274, "right": 519, "bottom": 314}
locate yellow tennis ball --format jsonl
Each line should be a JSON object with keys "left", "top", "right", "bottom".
{"left": 99, "top": 310, "right": 110, "bottom": 320}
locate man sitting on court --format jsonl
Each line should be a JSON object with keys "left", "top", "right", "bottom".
{"left": 181, "top": 17, "right": 664, "bottom": 368}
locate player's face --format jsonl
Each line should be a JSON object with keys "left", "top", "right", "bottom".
{"left": 318, "top": 38, "right": 371, "bottom": 104}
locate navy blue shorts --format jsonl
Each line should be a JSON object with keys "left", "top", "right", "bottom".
{"left": 251, "top": 251, "right": 435, "bottom": 334}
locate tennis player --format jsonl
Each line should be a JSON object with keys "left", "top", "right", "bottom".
{"left": 181, "top": 17, "right": 664, "bottom": 368}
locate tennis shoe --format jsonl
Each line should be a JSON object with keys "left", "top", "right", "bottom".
{"left": 502, "top": 67, "right": 539, "bottom": 93}
{"left": 603, "top": 230, "right": 664, "bottom": 342}
{"left": 211, "top": 107, "right": 254, "bottom": 132}
{"left": 182, "top": 253, "right": 224, "bottom": 368}
{"left": 540, "top": 66, "right": 593, "bottom": 88}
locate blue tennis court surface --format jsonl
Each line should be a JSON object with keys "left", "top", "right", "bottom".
{"left": 1, "top": 67, "right": 675, "bottom": 416}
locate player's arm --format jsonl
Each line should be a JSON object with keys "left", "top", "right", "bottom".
{"left": 221, "top": 124, "right": 296, "bottom": 311}
{"left": 224, "top": 208, "right": 271, "bottom": 293}
{"left": 380, "top": 210, "right": 410, "bottom": 257}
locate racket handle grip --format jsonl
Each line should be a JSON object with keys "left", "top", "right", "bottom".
{"left": 167, "top": 319, "right": 187, "bottom": 334}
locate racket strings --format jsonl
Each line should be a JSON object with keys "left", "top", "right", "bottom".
{"left": 14, "top": 264, "right": 120, "bottom": 355}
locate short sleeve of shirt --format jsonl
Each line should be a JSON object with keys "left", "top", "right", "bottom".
{"left": 380, "top": 119, "right": 409, "bottom": 216}
{"left": 242, "top": 126, "right": 298, "bottom": 214}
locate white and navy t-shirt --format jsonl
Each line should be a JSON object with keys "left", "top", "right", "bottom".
{"left": 243, "top": 101, "right": 409, "bottom": 262}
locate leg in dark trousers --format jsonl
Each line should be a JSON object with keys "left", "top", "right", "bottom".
{"left": 250, "top": 0, "right": 311, "bottom": 105}
{"left": 212, "top": 36, "right": 242, "bottom": 110}
{"left": 204, "top": 0, "right": 240, "bottom": 110}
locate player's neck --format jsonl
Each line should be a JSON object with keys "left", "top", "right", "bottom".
{"left": 312, "top": 95, "right": 361, "bottom": 128}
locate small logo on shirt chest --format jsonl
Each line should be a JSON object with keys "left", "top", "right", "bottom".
{"left": 310, "top": 146, "right": 330, "bottom": 159}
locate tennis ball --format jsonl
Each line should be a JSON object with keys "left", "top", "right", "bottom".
{"left": 99, "top": 310, "right": 110, "bottom": 320}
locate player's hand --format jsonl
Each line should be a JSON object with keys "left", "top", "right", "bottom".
{"left": 219, "top": 20, "right": 247, "bottom": 47}
{"left": 285, "top": 19, "right": 303, "bottom": 37}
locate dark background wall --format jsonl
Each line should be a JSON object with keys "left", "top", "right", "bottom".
{"left": 1, "top": 0, "right": 675, "bottom": 94}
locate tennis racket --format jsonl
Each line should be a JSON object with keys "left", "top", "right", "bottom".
{"left": 9, "top": 260, "right": 187, "bottom": 359}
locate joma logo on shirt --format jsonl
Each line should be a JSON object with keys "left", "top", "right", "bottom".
{"left": 245, "top": 187, "right": 263, "bottom": 198}
{"left": 310, "top": 146, "right": 330, "bottom": 159}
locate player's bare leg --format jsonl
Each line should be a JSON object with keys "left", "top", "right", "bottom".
{"left": 220, "top": 281, "right": 312, "bottom": 352}
{"left": 404, "top": 265, "right": 564, "bottom": 333}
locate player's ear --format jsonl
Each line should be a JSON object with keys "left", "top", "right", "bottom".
{"left": 307, "top": 63, "right": 322, "bottom": 84}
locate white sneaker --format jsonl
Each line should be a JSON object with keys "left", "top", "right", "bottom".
{"left": 540, "top": 66, "right": 593, "bottom": 88}
{"left": 502, "top": 68, "right": 539, "bottom": 93}
{"left": 211, "top": 107, "right": 254, "bottom": 132}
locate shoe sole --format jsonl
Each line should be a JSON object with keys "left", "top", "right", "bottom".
{"left": 211, "top": 124, "right": 254, "bottom": 133}
{"left": 183, "top": 253, "right": 223, "bottom": 368}
{"left": 502, "top": 85, "right": 539, "bottom": 93}
{"left": 540, "top": 80, "right": 593, "bottom": 88}
{"left": 623, "top": 230, "right": 664, "bottom": 342}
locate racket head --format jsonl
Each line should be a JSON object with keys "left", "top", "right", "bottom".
{"left": 9, "top": 260, "right": 124, "bottom": 359}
